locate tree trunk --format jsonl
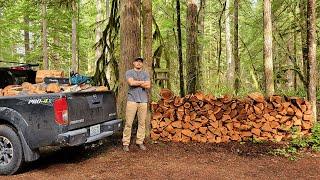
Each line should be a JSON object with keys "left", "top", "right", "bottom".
{"left": 106, "top": 0, "right": 110, "bottom": 17}
{"left": 71, "top": 0, "right": 78, "bottom": 73}
{"left": 41, "top": 0, "right": 48, "bottom": 69}
{"left": 24, "top": 16, "right": 30, "bottom": 57}
{"left": 93, "top": 0, "right": 103, "bottom": 74}
{"left": 234, "top": 0, "right": 240, "bottom": 94}
{"left": 176, "top": 0, "right": 185, "bottom": 97}
{"left": 299, "top": 0, "right": 308, "bottom": 84}
{"left": 53, "top": 36, "right": 60, "bottom": 66}
{"left": 105, "top": 0, "right": 111, "bottom": 83}
{"left": 142, "top": 0, "right": 152, "bottom": 136}
{"left": 307, "top": 0, "right": 317, "bottom": 122}
{"left": 197, "top": 0, "right": 206, "bottom": 91}
{"left": 225, "top": 0, "right": 234, "bottom": 89}
{"left": 293, "top": 5, "right": 298, "bottom": 91}
{"left": 286, "top": 37, "right": 294, "bottom": 89}
{"left": 186, "top": 0, "right": 198, "bottom": 94}
{"left": 263, "top": 0, "right": 274, "bottom": 97}
{"left": 119, "top": 0, "right": 141, "bottom": 118}
{"left": 142, "top": 0, "right": 152, "bottom": 79}
{"left": 217, "top": 2, "right": 225, "bottom": 88}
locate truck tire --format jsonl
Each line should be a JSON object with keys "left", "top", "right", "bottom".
{"left": 0, "top": 125, "right": 23, "bottom": 175}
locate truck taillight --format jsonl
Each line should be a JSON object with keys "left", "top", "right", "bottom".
{"left": 54, "top": 97, "right": 69, "bottom": 125}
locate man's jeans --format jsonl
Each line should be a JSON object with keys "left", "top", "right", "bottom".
{"left": 122, "top": 101, "right": 148, "bottom": 146}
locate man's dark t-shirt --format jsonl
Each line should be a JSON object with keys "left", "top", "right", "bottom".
{"left": 126, "top": 69, "right": 149, "bottom": 103}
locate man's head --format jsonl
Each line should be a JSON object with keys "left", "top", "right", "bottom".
{"left": 133, "top": 57, "right": 144, "bottom": 70}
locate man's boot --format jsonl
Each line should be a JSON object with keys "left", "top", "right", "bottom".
{"left": 123, "top": 145, "right": 129, "bottom": 152}
{"left": 138, "top": 144, "right": 146, "bottom": 151}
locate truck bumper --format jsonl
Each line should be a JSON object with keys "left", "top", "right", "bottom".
{"left": 56, "top": 119, "right": 122, "bottom": 146}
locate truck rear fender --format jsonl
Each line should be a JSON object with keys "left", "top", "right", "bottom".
{"left": 0, "top": 107, "right": 40, "bottom": 162}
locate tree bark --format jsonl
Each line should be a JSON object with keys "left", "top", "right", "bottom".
{"left": 197, "top": 0, "right": 206, "bottom": 91}
{"left": 225, "top": 0, "right": 234, "bottom": 89}
{"left": 293, "top": 4, "right": 298, "bottom": 91}
{"left": 106, "top": 0, "right": 110, "bottom": 17}
{"left": 217, "top": 2, "right": 225, "bottom": 87}
{"left": 24, "top": 16, "right": 30, "bottom": 57}
{"left": 71, "top": 0, "right": 78, "bottom": 73}
{"left": 299, "top": 0, "right": 308, "bottom": 83}
{"left": 41, "top": 0, "right": 48, "bottom": 69}
{"left": 186, "top": 0, "right": 198, "bottom": 94}
{"left": 142, "top": 0, "right": 152, "bottom": 136}
{"left": 234, "top": 0, "right": 240, "bottom": 94}
{"left": 105, "top": 0, "right": 111, "bottom": 83}
{"left": 93, "top": 0, "right": 103, "bottom": 74}
{"left": 119, "top": 0, "right": 141, "bottom": 118}
{"left": 263, "top": 0, "right": 274, "bottom": 97}
{"left": 306, "top": 0, "right": 317, "bottom": 122}
{"left": 142, "top": 0, "right": 152, "bottom": 79}
{"left": 176, "top": 0, "right": 185, "bottom": 97}
{"left": 286, "top": 38, "right": 294, "bottom": 90}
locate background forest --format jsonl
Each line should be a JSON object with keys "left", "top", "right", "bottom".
{"left": 0, "top": 0, "right": 318, "bottom": 118}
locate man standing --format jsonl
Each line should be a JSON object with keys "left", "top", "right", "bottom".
{"left": 122, "top": 57, "right": 151, "bottom": 152}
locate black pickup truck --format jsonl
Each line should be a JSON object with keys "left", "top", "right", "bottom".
{"left": 0, "top": 63, "right": 122, "bottom": 175}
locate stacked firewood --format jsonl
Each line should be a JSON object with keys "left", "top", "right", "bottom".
{"left": 150, "top": 89, "right": 314, "bottom": 143}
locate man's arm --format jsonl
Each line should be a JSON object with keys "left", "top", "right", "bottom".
{"left": 140, "top": 81, "right": 151, "bottom": 89}
{"left": 140, "top": 71, "right": 151, "bottom": 89}
{"left": 127, "top": 77, "right": 143, "bottom": 86}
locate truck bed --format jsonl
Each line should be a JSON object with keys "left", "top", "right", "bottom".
{"left": 0, "top": 91, "right": 120, "bottom": 149}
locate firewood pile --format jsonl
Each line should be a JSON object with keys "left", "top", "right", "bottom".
{"left": 150, "top": 89, "right": 314, "bottom": 143}
{"left": 0, "top": 70, "right": 108, "bottom": 96}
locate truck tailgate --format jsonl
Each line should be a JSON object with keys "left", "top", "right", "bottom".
{"left": 66, "top": 91, "right": 117, "bottom": 131}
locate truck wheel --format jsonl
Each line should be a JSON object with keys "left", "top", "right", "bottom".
{"left": 0, "top": 125, "right": 23, "bottom": 175}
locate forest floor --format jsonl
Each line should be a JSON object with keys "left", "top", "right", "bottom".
{"left": 2, "top": 133, "right": 320, "bottom": 180}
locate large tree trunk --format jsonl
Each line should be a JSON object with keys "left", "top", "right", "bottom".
{"left": 142, "top": 0, "right": 152, "bottom": 136}
{"left": 225, "top": 0, "right": 234, "bottom": 89}
{"left": 41, "top": 0, "right": 48, "bottom": 69}
{"left": 186, "top": 0, "right": 198, "bottom": 94}
{"left": 106, "top": 0, "right": 110, "bottom": 17}
{"left": 119, "top": 0, "right": 141, "bottom": 118}
{"left": 197, "top": 0, "right": 206, "bottom": 91}
{"left": 93, "top": 0, "right": 103, "bottom": 74}
{"left": 176, "top": 0, "right": 185, "bottom": 97}
{"left": 293, "top": 5, "right": 298, "bottom": 91}
{"left": 307, "top": 0, "right": 317, "bottom": 122}
{"left": 217, "top": 2, "right": 225, "bottom": 88}
{"left": 71, "top": 0, "right": 78, "bottom": 73}
{"left": 234, "top": 0, "right": 240, "bottom": 94}
{"left": 142, "top": 0, "right": 152, "bottom": 78}
{"left": 263, "top": 0, "right": 274, "bottom": 97}
{"left": 299, "top": 0, "right": 308, "bottom": 84}
{"left": 105, "top": 0, "right": 112, "bottom": 84}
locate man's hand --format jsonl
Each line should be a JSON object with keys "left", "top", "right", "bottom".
{"left": 140, "top": 81, "right": 151, "bottom": 89}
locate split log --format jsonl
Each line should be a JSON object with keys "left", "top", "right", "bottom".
{"left": 36, "top": 70, "right": 64, "bottom": 83}
{"left": 46, "top": 83, "right": 61, "bottom": 93}
{"left": 160, "top": 88, "right": 174, "bottom": 100}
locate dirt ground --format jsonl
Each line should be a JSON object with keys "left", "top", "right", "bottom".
{"left": 1, "top": 134, "right": 320, "bottom": 180}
